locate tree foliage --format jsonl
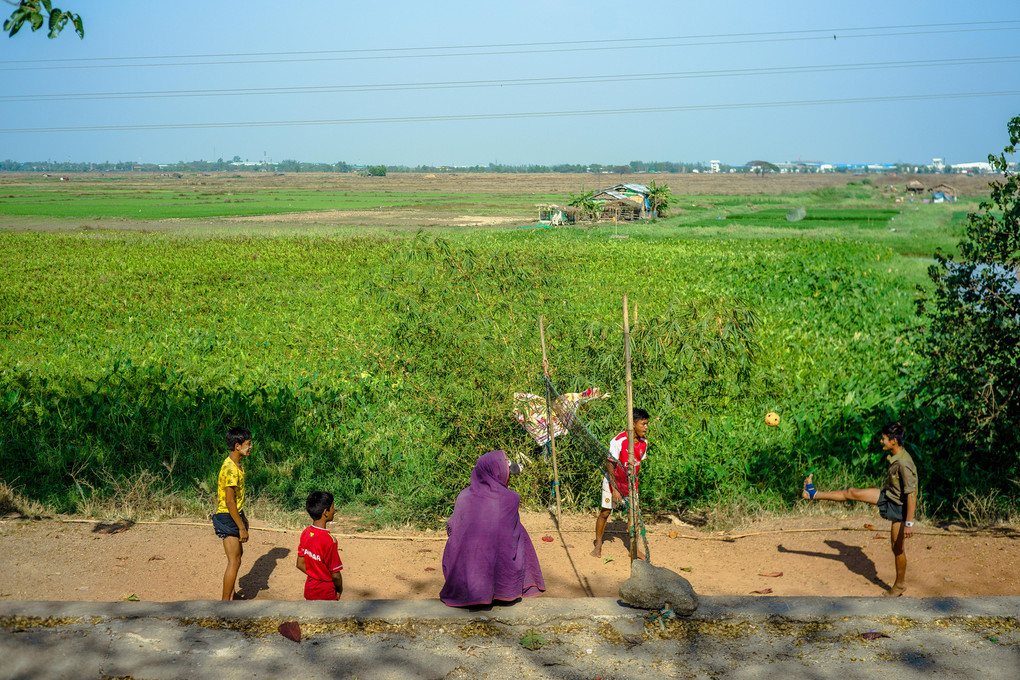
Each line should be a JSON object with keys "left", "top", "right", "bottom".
{"left": 747, "top": 160, "right": 779, "bottom": 174}
{"left": 646, "top": 179, "right": 673, "bottom": 218}
{"left": 915, "top": 115, "right": 1020, "bottom": 491}
{"left": 567, "top": 189, "right": 601, "bottom": 221}
{"left": 4, "top": 1, "right": 83, "bottom": 39}
{"left": 367, "top": 165, "right": 387, "bottom": 177}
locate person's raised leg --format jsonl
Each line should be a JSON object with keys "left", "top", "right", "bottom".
{"left": 885, "top": 521, "right": 907, "bottom": 596}
{"left": 221, "top": 536, "right": 243, "bottom": 600}
{"left": 591, "top": 508, "right": 612, "bottom": 558}
{"left": 802, "top": 474, "right": 881, "bottom": 504}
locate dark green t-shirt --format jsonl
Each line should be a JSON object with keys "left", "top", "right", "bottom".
{"left": 883, "top": 450, "right": 918, "bottom": 505}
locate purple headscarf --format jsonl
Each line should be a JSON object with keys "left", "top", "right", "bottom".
{"left": 439, "top": 450, "right": 545, "bottom": 607}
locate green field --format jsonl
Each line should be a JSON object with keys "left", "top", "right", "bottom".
{"left": 0, "top": 187, "right": 559, "bottom": 219}
{"left": 0, "top": 175, "right": 1005, "bottom": 526}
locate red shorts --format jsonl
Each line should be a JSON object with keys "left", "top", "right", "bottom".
{"left": 304, "top": 578, "right": 338, "bottom": 601}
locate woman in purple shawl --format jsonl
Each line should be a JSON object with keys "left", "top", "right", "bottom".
{"left": 439, "top": 450, "right": 545, "bottom": 607}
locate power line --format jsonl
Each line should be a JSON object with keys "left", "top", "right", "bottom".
{"left": 3, "top": 24, "right": 1020, "bottom": 72}
{"left": 2, "top": 91, "right": 1016, "bottom": 134}
{"left": 5, "top": 20, "right": 1019, "bottom": 64}
{"left": 3, "top": 56, "right": 1017, "bottom": 103}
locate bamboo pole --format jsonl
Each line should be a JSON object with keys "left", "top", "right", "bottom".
{"left": 539, "top": 316, "right": 562, "bottom": 524}
{"left": 622, "top": 294, "right": 637, "bottom": 563}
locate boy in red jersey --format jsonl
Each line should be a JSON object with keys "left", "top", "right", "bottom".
{"left": 591, "top": 408, "right": 650, "bottom": 559}
{"left": 297, "top": 491, "right": 343, "bottom": 600}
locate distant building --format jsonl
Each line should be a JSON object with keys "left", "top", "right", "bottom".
{"left": 709, "top": 160, "right": 721, "bottom": 173}
{"left": 931, "top": 158, "right": 946, "bottom": 172}
{"left": 930, "top": 183, "right": 957, "bottom": 203}
{"left": 951, "top": 161, "right": 994, "bottom": 174}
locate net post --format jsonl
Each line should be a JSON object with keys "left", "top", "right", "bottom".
{"left": 539, "top": 316, "right": 562, "bottom": 525}
{"left": 622, "top": 294, "right": 637, "bottom": 563}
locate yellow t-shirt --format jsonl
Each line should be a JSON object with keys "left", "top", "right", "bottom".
{"left": 216, "top": 456, "right": 245, "bottom": 514}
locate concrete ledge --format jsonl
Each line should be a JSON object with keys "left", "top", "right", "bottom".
{"left": 2, "top": 596, "right": 1018, "bottom": 625}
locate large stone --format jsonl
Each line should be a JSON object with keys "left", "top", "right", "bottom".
{"left": 618, "top": 558, "right": 699, "bottom": 615}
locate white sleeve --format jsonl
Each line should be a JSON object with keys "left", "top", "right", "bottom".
{"left": 608, "top": 435, "right": 623, "bottom": 461}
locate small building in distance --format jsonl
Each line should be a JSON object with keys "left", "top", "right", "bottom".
{"left": 591, "top": 183, "right": 650, "bottom": 221}
{"left": 930, "top": 183, "right": 957, "bottom": 203}
{"left": 906, "top": 180, "right": 925, "bottom": 194}
{"left": 536, "top": 204, "right": 581, "bottom": 225}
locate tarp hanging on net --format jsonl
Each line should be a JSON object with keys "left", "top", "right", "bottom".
{"left": 512, "top": 387, "right": 608, "bottom": 446}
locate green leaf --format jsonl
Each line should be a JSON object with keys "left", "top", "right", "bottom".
{"left": 520, "top": 631, "right": 546, "bottom": 650}
{"left": 123, "top": 594, "right": 140, "bottom": 601}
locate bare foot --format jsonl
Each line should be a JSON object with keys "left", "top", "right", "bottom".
{"left": 590, "top": 543, "right": 602, "bottom": 558}
{"left": 802, "top": 474, "right": 815, "bottom": 500}
{"left": 884, "top": 585, "right": 906, "bottom": 597}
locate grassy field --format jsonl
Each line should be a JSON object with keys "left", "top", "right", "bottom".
{"left": 0, "top": 172, "right": 1006, "bottom": 526}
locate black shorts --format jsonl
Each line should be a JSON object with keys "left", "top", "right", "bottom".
{"left": 213, "top": 511, "right": 247, "bottom": 539}
{"left": 877, "top": 490, "right": 905, "bottom": 523}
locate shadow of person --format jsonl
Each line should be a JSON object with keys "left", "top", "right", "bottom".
{"left": 549, "top": 509, "right": 594, "bottom": 597}
{"left": 778, "top": 540, "right": 888, "bottom": 589}
{"left": 236, "top": 547, "right": 290, "bottom": 600}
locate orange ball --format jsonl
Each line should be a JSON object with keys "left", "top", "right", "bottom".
{"left": 765, "top": 412, "right": 780, "bottom": 427}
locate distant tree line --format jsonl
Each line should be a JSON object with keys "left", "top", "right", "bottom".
{"left": 0, "top": 159, "right": 712, "bottom": 174}
{"left": 0, "top": 158, "right": 969, "bottom": 175}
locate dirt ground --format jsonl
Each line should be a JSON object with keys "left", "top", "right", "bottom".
{"left": 0, "top": 170, "right": 995, "bottom": 197}
{"left": 1, "top": 512, "right": 1016, "bottom": 603}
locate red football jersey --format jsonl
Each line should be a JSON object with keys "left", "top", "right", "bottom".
{"left": 609, "top": 430, "right": 647, "bottom": 497}
{"left": 298, "top": 525, "right": 342, "bottom": 600}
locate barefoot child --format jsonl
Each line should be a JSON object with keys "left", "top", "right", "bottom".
{"left": 297, "top": 491, "right": 343, "bottom": 600}
{"left": 214, "top": 427, "right": 252, "bottom": 601}
{"left": 802, "top": 422, "right": 918, "bottom": 596}
{"left": 592, "top": 408, "right": 650, "bottom": 560}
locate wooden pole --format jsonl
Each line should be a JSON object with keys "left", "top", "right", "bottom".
{"left": 622, "top": 294, "right": 637, "bottom": 563}
{"left": 539, "top": 316, "right": 562, "bottom": 524}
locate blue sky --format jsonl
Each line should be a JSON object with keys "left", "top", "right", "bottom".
{"left": 2, "top": 1, "right": 1018, "bottom": 166}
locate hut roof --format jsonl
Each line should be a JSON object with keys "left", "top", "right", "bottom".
{"left": 592, "top": 190, "right": 628, "bottom": 201}
{"left": 604, "top": 183, "right": 650, "bottom": 195}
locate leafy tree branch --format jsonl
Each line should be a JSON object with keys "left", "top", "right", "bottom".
{"left": 4, "top": 0, "right": 83, "bottom": 39}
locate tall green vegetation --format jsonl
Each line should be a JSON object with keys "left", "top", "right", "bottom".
{"left": 0, "top": 224, "right": 938, "bottom": 524}
{"left": 915, "top": 115, "right": 1020, "bottom": 508}
{"left": 567, "top": 189, "right": 601, "bottom": 221}
{"left": 645, "top": 180, "right": 673, "bottom": 218}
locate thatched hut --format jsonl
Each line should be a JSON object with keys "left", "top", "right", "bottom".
{"left": 537, "top": 204, "right": 582, "bottom": 225}
{"left": 906, "top": 180, "right": 925, "bottom": 194}
{"left": 599, "top": 199, "right": 643, "bottom": 222}
{"left": 591, "top": 184, "right": 650, "bottom": 219}
{"left": 930, "top": 183, "right": 957, "bottom": 202}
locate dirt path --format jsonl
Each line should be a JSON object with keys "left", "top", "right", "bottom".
{"left": 1, "top": 513, "right": 1016, "bottom": 602}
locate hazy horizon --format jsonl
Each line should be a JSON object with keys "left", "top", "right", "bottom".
{"left": 3, "top": 1, "right": 1019, "bottom": 166}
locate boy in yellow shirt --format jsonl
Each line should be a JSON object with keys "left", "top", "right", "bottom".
{"left": 213, "top": 427, "right": 252, "bottom": 600}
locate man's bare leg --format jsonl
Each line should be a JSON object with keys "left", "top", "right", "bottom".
{"left": 802, "top": 474, "right": 881, "bottom": 504}
{"left": 885, "top": 521, "right": 907, "bottom": 596}
{"left": 591, "top": 508, "right": 612, "bottom": 558}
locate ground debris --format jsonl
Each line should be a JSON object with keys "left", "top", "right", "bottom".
{"left": 0, "top": 615, "right": 83, "bottom": 631}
